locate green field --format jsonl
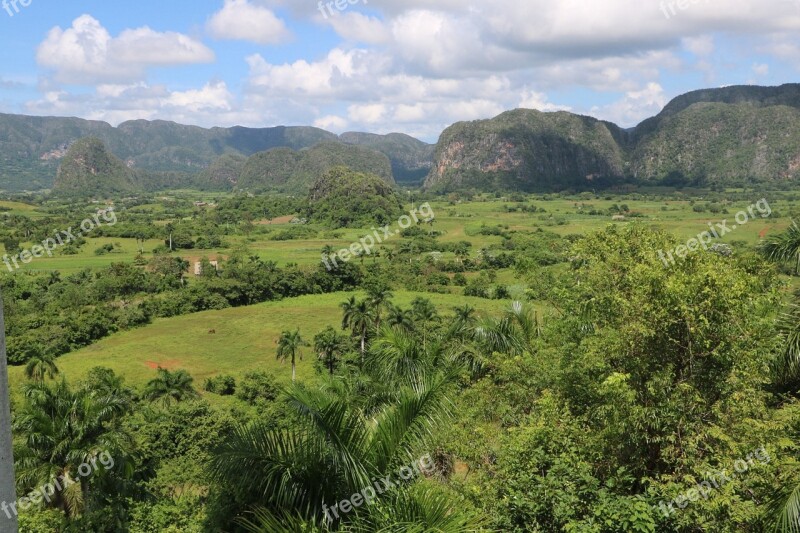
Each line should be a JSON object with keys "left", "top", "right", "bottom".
{"left": 6, "top": 190, "right": 797, "bottom": 394}
{"left": 6, "top": 291, "right": 510, "bottom": 395}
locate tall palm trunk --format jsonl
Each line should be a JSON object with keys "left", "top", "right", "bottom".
{"left": 0, "top": 294, "right": 19, "bottom": 532}
{"left": 291, "top": 354, "right": 296, "bottom": 383}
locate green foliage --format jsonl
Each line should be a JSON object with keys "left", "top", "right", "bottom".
{"left": 204, "top": 375, "right": 237, "bottom": 396}
{"left": 236, "top": 371, "right": 280, "bottom": 405}
{"left": 306, "top": 166, "right": 404, "bottom": 228}
{"left": 143, "top": 368, "right": 199, "bottom": 406}
{"left": 238, "top": 142, "right": 395, "bottom": 194}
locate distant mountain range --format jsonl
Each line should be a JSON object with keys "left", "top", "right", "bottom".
{"left": 3, "top": 83, "right": 800, "bottom": 195}
{"left": 0, "top": 115, "right": 432, "bottom": 193}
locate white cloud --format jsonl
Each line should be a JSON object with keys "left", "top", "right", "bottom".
{"left": 347, "top": 103, "right": 388, "bottom": 123}
{"left": 519, "top": 90, "right": 572, "bottom": 112}
{"left": 314, "top": 115, "right": 348, "bottom": 131}
{"left": 590, "top": 82, "right": 668, "bottom": 126}
{"left": 207, "top": 0, "right": 291, "bottom": 44}
{"left": 683, "top": 35, "right": 714, "bottom": 56}
{"left": 326, "top": 12, "right": 389, "bottom": 44}
{"left": 36, "top": 15, "right": 214, "bottom": 84}
{"left": 752, "top": 63, "right": 770, "bottom": 76}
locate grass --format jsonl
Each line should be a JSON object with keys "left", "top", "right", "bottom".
{"left": 8, "top": 191, "right": 798, "bottom": 402}
{"left": 7, "top": 291, "right": 510, "bottom": 398}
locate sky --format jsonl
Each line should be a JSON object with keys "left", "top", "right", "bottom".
{"left": 0, "top": 0, "right": 799, "bottom": 142}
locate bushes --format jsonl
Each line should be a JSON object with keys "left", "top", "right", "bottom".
{"left": 236, "top": 371, "right": 279, "bottom": 405}
{"left": 204, "top": 375, "right": 236, "bottom": 396}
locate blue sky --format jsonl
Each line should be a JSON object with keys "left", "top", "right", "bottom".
{"left": 1, "top": 0, "right": 799, "bottom": 142}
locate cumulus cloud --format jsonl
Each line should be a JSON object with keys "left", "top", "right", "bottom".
{"left": 519, "top": 90, "right": 572, "bottom": 112}
{"left": 207, "top": 0, "right": 291, "bottom": 44}
{"left": 25, "top": 80, "right": 240, "bottom": 127}
{"left": 590, "top": 82, "right": 669, "bottom": 126}
{"left": 326, "top": 12, "right": 389, "bottom": 44}
{"left": 36, "top": 15, "right": 214, "bottom": 84}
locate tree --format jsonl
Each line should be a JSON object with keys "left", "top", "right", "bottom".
{"left": 13, "top": 378, "right": 134, "bottom": 518}
{"left": 387, "top": 305, "right": 415, "bottom": 332}
{"left": 209, "top": 371, "right": 474, "bottom": 531}
{"left": 143, "top": 368, "right": 199, "bottom": 406}
{"left": 761, "top": 220, "right": 800, "bottom": 274}
{"left": 314, "top": 326, "right": 348, "bottom": 375}
{"left": 366, "top": 285, "right": 393, "bottom": 328}
{"left": 24, "top": 353, "right": 59, "bottom": 383}
{"left": 276, "top": 329, "right": 308, "bottom": 382}
{"left": 341, "top": 296, "right": 375, "bottom": 364}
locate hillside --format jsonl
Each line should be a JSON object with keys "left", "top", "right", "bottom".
{"left": 339, "top": 131, "right": 434, "bottom": 183}
{"left": 0, "top": 114, "right": 427, "bottom": 191}
{"left": 425, "top": 109, "right": 628, "bottom": 191}
{"left": 7, "top": 84, "right": 800, "bottom": 194}
{"left": 53, "top": 137, "right": 138, "bottom": 196}
{"left": 237, "top": 142, "right": 395, "bottom": 194}
{"left": 631, "top": 102, "right": 800, "bottom": 186}
{"left": 426, "top": 83, "right": 800, "bottom": 191}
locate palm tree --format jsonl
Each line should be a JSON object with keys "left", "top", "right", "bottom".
{"left": 366, "top": 286, "right": 393, "bottom": 328}
{"left": 24, "top": 353, "right": 59, "bottom": 383}
{"left": 13, "top": 378, "right": 134, "bottom": 518}
{"left": 0, "top": 294, "right": 18, "bottom": 532}
{"left": 761, "top": 220, "right": 800, "bottom": 274}
{"left": 313, "top": 326, "right": 347, "bottom": 376}
{"left": 143, "top": 367, "right": 199, "bottom": 406}
{"left": 276, "top": 329, "right": 308, "bottom": 382}
{"left": 210, "top": 371, "right": 470, "bottom": 531}
{"left": 412, "top": 297, "right": 440, "bottom": 348}
{"left": 453, "top": 304, "right": 477, "bottom": 329}
{"left": 387, "top": 305, "right": 415, "bottom": 332}
{"left": 341, "top": 296, "right": 375, "bottom": 364}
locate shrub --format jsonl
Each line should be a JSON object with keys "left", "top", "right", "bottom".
{"left": 236, "top": 371, "right": 279, "bottom": 405}
{"left": 204, "top": 375, "right": 237, "bottom": 396}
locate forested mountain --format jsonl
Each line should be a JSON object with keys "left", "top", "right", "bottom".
{"left": 339, "top": 131, "right": 434, "bottom": 183}
{"left": 238, "top": 142, "right": 395, "bottom": 194}
{"left": 0, "top": 114, "right": 427, "bottom": 191}
{"left": 4, "top": 84, "right": 800, "bottom": 195}
{"left": 426, "top": 83, "right": 800, "bottom": 191}
{"left": 423, "top": 109, "right": 628, "bottom": 191}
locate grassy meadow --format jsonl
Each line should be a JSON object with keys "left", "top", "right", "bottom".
{"left": 6, "top": 189, "right": 798, "bottom": 396}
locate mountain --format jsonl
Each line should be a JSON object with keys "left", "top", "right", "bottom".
{"left": 53, "top": 137, "right": 138, "bottom": 196}
{"left": 339, "top": 132, "right": 435, "bottom": 184}
{"left": 238, "top": 142, "right": 395, "bottom": 194}
{"left": 426, "top": 83, "right": 800, "bottom": 191}
{"left": 631, "top": 102, "right": 800, "bottom": 186}
{"left": 7, "top": 83, "right": 800, "bottom": 194}
{"left": 196, "top": 154, "right": 248, "bottom": 191}
{"left": 425, "top": 109, "right": 628, "bottom": 191}
{"left": 0, "top": 114, "right": 430, "bottom": 191}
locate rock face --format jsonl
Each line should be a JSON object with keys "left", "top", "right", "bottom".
{"left": 426, "top": 83, "right": 800, "bottom": 191}
{"left": 425, "top": 109, "right": 627, "bottom": 191}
